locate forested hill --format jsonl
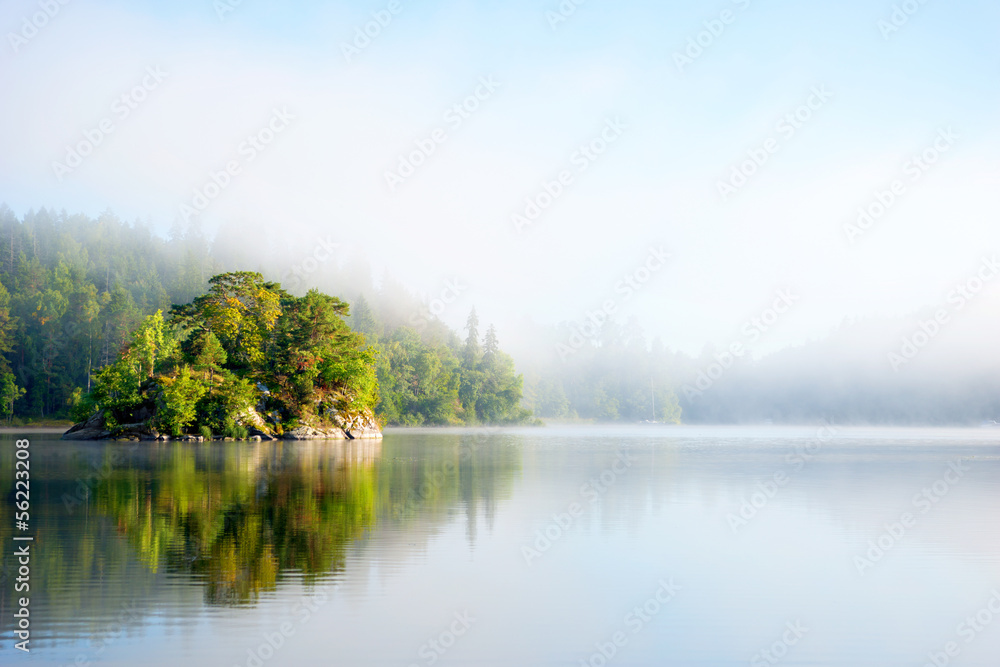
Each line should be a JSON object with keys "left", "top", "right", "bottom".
{"left": 0, "top": 206, "right": 531, "bottom": 425}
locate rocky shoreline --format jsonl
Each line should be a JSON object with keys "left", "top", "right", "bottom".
{"left": 62, "top": 410, "right": 383, "bottom": 442}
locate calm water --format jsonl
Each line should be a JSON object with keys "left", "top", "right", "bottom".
{"left": 2, "top": 425, "right": 1000, "bottom": 666}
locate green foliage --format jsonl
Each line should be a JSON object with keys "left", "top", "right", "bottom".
{"left": 81, "top": 271, "right": 381, "bottom": 435}
{"left": 157, "top": 366, "right": 207, "bottom": 435}
{"left": 0, "top": 206, "right": 217, "bottom": 419}
{"left": 184, "top": 329, "right": 227, "bottom": 380}
{"left": 199, "top": 424, "right": 212, "bottom": 440}
{"left": 173, "top": 271, "right": 281, "bottom": 370}
{"left": 0, "top": 208, "right": 536, "bottom": 427}
{"left": 0, "top": 371, "right": 25, "bottom": 424}
{"left": 195, "top": 372, "right": 257, "bottom": 432}
{"left": 268, "top": 288, "right": 377, "bottom": 417}
{"left": 365, "top": 309, "right": 532, "bottom": 426}
{"left": 522, "top": 322, "right": 684, "bottom": 423}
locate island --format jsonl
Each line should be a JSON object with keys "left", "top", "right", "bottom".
{"left": 63, "top": 271, "right": 382, "bottom": 441}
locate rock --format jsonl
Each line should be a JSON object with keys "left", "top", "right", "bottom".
{"left": 331, "top": 410, "right": 384, "bottom": 440}
{"left": 63, "top": 405, "right": 382, "bottom": 442}
{"left": 247, "top": 426, "right": 276, "bottom": 441}
{"left": 62, "top": 411, "right": 111, "bottom": 440}
{"left": 284, "top": 425, "right": 324, "bottom": 440}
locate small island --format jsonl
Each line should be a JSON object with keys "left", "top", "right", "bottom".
{"left": 64, "top": 271, "right": 382, "bottom": 441}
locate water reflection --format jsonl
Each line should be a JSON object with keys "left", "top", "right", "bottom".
{"left": 5, "top": 427, "right": 999, "bottom": 666}
{"left": 26, "top": 432, "right": 521, "bottom": 608}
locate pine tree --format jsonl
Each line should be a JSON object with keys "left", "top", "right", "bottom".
{"left": 463, "top": 307, "right": 480, "bottom": 366}
{"left": 483, "top": 324, "right": 499, "bottom": 365}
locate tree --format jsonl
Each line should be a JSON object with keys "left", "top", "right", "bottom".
{"left": 0, "top": 372, "right": 25, "bottom": 424}
{"left": 126, "top": 310, "right": 172, "bottom": 380}
{"left": 351, "top": 294, "right": 381, "bottom": 341}
{"left": 174, "top": 272, "right": 282, "bottom": 370}
{"left": 186, "top": 329, "right": 227, "bottom": 382}
{"left": 463, "top": 308, "right": 480, "bottom": 366}
{"left": 157, "top": 367, "right": 207, "bottom": 435}
{"left": 483, "top": 324, "right": 499, "bottom": 366}
{"left": 196, "top": 372, "right": 256, "bottom": 433}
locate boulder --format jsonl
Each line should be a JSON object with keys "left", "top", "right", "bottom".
{"left": 331, "top": 411, "right": 384, "bottom": 440}
{"left": 62, "top": 411, "right": 112, "bottom": 440}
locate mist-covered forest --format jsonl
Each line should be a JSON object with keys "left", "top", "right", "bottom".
{"left": 4, "top": 205, "right": 999, "bottom": 426}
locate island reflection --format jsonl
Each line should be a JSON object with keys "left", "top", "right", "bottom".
{"left": 91, "top": 433, "right": 521, "bottom": 605}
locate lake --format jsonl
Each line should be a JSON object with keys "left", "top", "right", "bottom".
{"left": 2, "top": 425, "right": 1000, "bottom": 666}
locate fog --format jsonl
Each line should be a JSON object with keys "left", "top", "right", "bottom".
{"left": 2, "top": 0, "right": 999, "bottom": 423}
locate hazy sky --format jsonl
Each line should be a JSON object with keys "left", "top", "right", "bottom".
{"left": 1, "top": 0, "right": 998, "bottom": 357}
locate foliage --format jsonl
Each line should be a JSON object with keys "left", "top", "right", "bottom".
{"left": 156, "top": 366, "right": 207, "bottom": 435}
{"left": 364, "top": 309, "right": 532, "bottom": 426}
{"left": 80, "top": 271, "right": 381, "bottom": 436}
{"left": 521, "top": 319, "right": 684, "bottom": 423}
{"left": 0, "top": 207, "right": 537, "bottom": 427}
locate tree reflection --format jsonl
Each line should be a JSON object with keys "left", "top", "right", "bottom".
{"left": 92, "top": 434, "right": 520, "bottom": 605}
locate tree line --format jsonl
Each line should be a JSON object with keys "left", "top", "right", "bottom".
{"left": 0, "top": 206, "right": 532, "bottom": 426}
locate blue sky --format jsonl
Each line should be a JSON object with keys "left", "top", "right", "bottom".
{"left": 1, "top": 0, "right": 998, "bottom": 357}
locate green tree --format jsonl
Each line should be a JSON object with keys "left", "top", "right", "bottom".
{"left": 174, "top": 272, "right": 282, "bottom": 370}
{"left": 463, "top": 307, "right": 480, "bottom": 366}
{"left": 0, "top": 372, "right": 25, "bottom": 424}
{"left": 186, "top": 329, "right": 227, "bottom": 382}
{"left": 157, "top": 366, "right": 207, "bottom": 435}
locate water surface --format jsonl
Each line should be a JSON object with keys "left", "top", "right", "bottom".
{"left": 2, "top": 425, "right": 1000, "bottom": 666}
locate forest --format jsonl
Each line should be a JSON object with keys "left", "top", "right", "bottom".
{"left": 0, "top": 206, "right": 534, "bottom": 427}
{"left": 5, "top": 205, "right": 990, "bottom": 428}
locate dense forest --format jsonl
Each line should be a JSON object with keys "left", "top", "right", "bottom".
{"left": 71, "top": 271, "right": 380, "bottom": 438}
{"left": 4, "top": 205, "right": 996, "bottom": 427}
{"left": 0, "top": 206, "right": 533, "bottom": 426}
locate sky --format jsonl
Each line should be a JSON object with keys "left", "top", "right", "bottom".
{"left": 1, "top": 0, "right": 998, "bottom": 358}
